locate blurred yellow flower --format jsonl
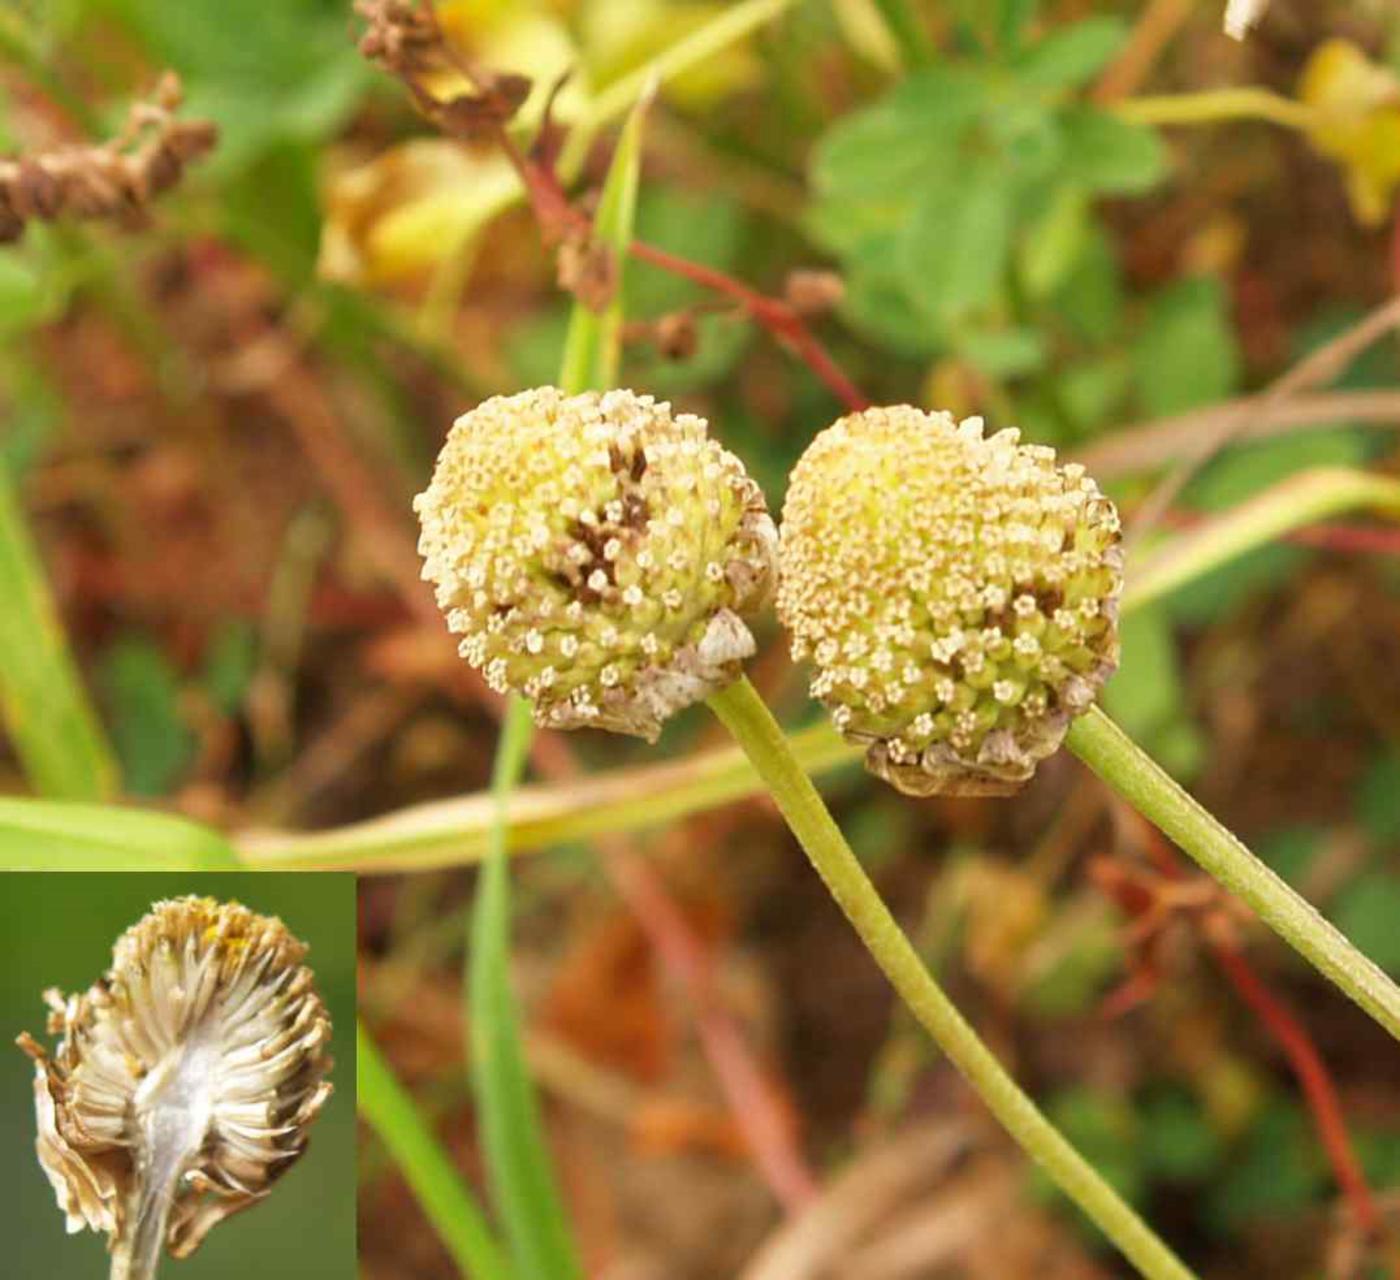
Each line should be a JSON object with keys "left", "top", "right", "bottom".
{"left": 318, "top": 139, "right": 518, "bottom": 286}
{"left": 1299, "top": 38, "right": 1400, "bottom": 226}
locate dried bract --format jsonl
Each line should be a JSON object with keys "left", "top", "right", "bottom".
{"left": 778, "top": 406, "right": 1122, "bottom": 796}
{"left": 0, "top": 73, "right": 216, "bottom": 245}
{"left": 415, "top": 387, "right": 776, "bottom": 740}
{"left": 17, "top": 898, "right": 332, "bottom": 1279}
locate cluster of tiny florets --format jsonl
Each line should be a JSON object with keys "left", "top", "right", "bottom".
{"left": 778, "top": 406, "right": 1123, "bottom": 795}
{"left": 415, "top": 387, "right": 776, "bottom": 740}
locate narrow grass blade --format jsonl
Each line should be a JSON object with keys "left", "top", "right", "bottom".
{"left": 559, "top": 90, "right": 646, "bottom": 395}
{"left": 469, "top": 698, "right": 580, "bottom": 1280}
{"left": 359, "top": 1022, "right": 514, "bottom": 1280}
{"left": 465, "top": 95, "right": 647, "bottom": 1280}
{"left": 0, "top": 456, "right": 119, "bottom": 799}
{"left": 0, "top": 798, "right": 240, "bottom": 869}
{"left": 1125, "top": 467, "right": 1400, "bottom": 612}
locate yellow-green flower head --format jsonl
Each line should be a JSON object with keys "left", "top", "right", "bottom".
{"left": 778, "top": 406, "right": 1123, "bottom": 796}
{"left": 415, "top": 387, "right": 776, "bottom": 741}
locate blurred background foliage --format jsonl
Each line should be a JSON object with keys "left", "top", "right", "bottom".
{"left": 0, "top": 872, "right": 357, "bottom": 1278}
{"left": 2, "top": 0, "right": 1400, "bottom": 1275}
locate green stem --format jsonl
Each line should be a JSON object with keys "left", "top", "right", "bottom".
{"left": 706, "top": 677, "right": 1196, "bottom": 1280}
{"left": 1066, "top": 706, "right": 1400, "bottom": 1043}
{"left": 870, "top": 0, "right": 934, "bottom": 68}
{"left": 1115, "top": 88, "right": 1316, "bottom": 130}
{"left": 357, "top": 1021, "right": 513, "bottom": 1280}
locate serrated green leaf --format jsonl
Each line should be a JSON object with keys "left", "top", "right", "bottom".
{"left": 0, "top": 797, "right": 239, "bottom": 869}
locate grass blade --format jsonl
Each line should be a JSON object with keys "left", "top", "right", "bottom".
{"left": 0, "top": 797, "right": 240, "bottom": 869}
{"left": 469, "top": 698, "right": 579, "bottom": 1280}
{"left": 358, "top": 1022, "right": 514, "bottom": 1280}
{"left": 0, "top": 456, "right": 119, "bottom": 799}
{"left": 467, "top": 97, "right": 646, "bottom": 1280}
{"left": 559, "top": 90, "right": 647, "bottom": 394}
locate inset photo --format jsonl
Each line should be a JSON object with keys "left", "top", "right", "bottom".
{"left": 0, "top": 873, "right": 356, "bottom": 1280}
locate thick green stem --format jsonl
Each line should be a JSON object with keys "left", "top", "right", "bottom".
{"left": 707, "top": 677, "right": 1196, "bottom": 1280}
{"left": 1067, "top": 705, "right": 1400, "bottom": 1043}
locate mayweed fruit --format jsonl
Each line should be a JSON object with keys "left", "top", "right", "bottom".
{"left": 18, "top": 898, "right": 333, "bottom": 1279}
{"left": 415, "top": 387, "right": 776, "bottom": 741}
{"left": 778, "top": 406, "right": 1123, "bottom": 796}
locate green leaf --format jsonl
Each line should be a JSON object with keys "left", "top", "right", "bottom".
{"left": 899, "top": 161, "right": 1016, "bottom": 322}
{"left": 98, "top": 635, "right": 196, "bottom": 798}
{"left": 1131, "top": 278, "right": 1240, "bottom": 418}
{"left": 1013, "top": 17, "right": 1129, "bottom": 91}
{"left": 1332, "top": 872, "right": 1400, "bottom": 975}
{"left": 358, "top": 1023, "right": 512, "bottom": 1280}
{"left": 1358, "top": 751, "right": 1400, "bottom": 846}
{"left": 1101, "top": 607, "right": 1203, "bottom": 779}
{"left": 0, "top": 254, "right": 46, "bottom": 334}
{"left": 1060, "top": 106, "right": 1168, "bottom": 195}
{"left": 470, "top": 699, "right": 582, "bottom": 1280}
{"left": 560, "top": 92, "right": 646, "bottom": 395}
{"left": 0, "top": 457, "right": 118, "bottom": 800}
{"left": 0, "top": 797, "right": 239, "bottom": 869}
{"left": 1019, "top": 183, "right": 1091, "bottom": 298}
{"left": 102, "top": 0, "right": 369, "bottom": 173}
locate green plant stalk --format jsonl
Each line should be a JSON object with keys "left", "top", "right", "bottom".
{"left": 237, "top": 462, "right": 1400, "bottom": 873}
{"left": 869, "top": 0, "right": 934, "bottom": 68}
{"left": 1115, "top": 88, "right": 1316, "bottom": 131}
{"left": 238, "top": 720, "right": 856, "bottom": 870}
{"left": 706, "top": 676, "right": 1196, "bottom": 1280}
{"left": 0, "top": 456, "right": 120, "bottom": 801}
{"left": 357, "top": 1022, "right": 513, "bottom": 1280}
{"left": 470, "top": 696, "right": 582, "bottom": 1280}
{"left": 1124, "top": 468, "right": 1400, "bottom": 613}
{"left": 1065, "top": 706, "right": 1400, "bottom": 1042}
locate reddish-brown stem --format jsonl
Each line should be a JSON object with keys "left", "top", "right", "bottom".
{"left": 503, "top": 128, "right": 870, "bottom": 413}
{"left": 626, "top": 240, "right": 869, "bottom": 412}
{"left": 1132, "top": 825, "right": 1389, "bottom": 1251}
{"left": 598, "top": 840, "right": 819, "bottom": 1212}
{"left": 1209, "top": 944, "right": 1384, "bottom": 1240}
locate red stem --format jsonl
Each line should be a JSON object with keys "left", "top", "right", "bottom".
{"left": 1209, "top": 943, "right": 1384, "bottom": 1240}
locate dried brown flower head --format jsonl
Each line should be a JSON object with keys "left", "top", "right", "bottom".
{"left": 17, "top": 897, "right": 333, "bottom": 1280}
{"left": 0, "top": 73, "right": 216, "bottom": 245}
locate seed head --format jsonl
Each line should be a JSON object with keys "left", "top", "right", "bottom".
{"left": 18, "top": 898, "right": 333, "bottom": 1278}
{"left": 777, "top": 406, "right": 1122, "bottom": 795}
{"left": 415, "top": 387, "right": 776, "bottom": 741}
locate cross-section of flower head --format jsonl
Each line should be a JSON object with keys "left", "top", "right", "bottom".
{"left": 777, "top": 406, "right": 1122, "bottom": 796}
{"left": 17, "top": 897, "right": 333, "bottom": 1280}
{"left": 415, "top": 386, "right": 777, "bottom": 741}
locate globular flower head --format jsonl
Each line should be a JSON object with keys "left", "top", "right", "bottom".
{"left": 18, "top": 898, "right": 333, "bottom": 1274}
{"left": 778, "top": 406, "right": 1122, "bottom": 796}
{"left": 415, "top": 386, "right": 776, "bottom": 741}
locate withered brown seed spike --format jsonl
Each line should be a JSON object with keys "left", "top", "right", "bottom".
{"left": 0, "top": 73, "right": 217, "bottom": 246}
